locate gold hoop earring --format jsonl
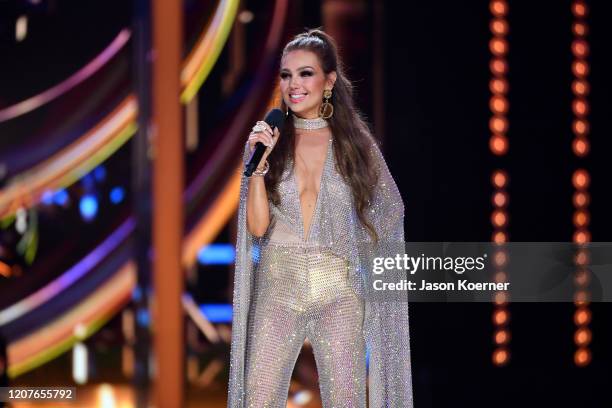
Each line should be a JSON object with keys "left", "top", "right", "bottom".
{"left": 319, "top": 89, "right": 334, "bottom": 119}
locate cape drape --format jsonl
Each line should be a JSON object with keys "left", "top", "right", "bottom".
{"left": 228, "top": 136, "right": 413, "bottom": 407}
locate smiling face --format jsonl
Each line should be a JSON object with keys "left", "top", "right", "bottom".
{"left": 279, "top": 50, "right": 336, "bottom": 119}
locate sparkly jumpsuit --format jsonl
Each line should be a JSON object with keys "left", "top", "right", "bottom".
{"left": 243, "top": 138, "right": 366, "bottom": 406}
{"left": 228, "top": 137, "right": 413, "bottom": 408}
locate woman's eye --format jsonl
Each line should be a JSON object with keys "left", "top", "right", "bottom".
{"left": 280, "top": 73, "right": 290, "bottom": 79}
{"left": 300, "top": 71, "right": 313, "bottom": 77}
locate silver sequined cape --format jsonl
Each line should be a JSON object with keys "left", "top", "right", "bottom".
{"left": 228, "top": 135, "right": 413, "bottom": 407}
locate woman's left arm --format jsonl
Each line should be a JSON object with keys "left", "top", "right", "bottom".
{"left": 369, "top": 142, "right": 405, "bottom": 242}
{"left": 366, "top": 141, "right": 414, "bottom": 406}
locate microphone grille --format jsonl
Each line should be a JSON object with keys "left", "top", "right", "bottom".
{"left": 264, "top": 108, "right": 286, "bottom": 132}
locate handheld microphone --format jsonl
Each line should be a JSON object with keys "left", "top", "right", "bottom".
{"left": 244, "top": 109, "right": 285, "bottom": 177}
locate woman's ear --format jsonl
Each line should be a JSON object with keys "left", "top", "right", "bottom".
{"left": 327, "top": 71, "right": 337, "bottom": 90}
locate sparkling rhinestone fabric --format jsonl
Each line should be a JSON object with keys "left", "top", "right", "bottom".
{"left": 245, "top": 246, "right": 366, "bottom": 406}
{"left": 228, "top": 135, "right": 413, "bottom": 407}
{"left": 292, "top": 114, "right": 329, "bottom": 130}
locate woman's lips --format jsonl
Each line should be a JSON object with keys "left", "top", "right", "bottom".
{"left": 289, "top": 93, "right": 307, "bottom": 104}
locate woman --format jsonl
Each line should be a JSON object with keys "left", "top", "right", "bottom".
{"left": 228, "top": 29, "right": 413, "bottom": 407}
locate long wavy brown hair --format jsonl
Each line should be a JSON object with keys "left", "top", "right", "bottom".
{"left": 265, "top": 28, "right": 380, "bottom": 241}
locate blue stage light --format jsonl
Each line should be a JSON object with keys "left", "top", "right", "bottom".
{"left": 197, "top": 243, "right": 235, "bottom": 265}
{"left": 53, "top": 189, "right": 69, "bottom": 206}
{"left": 132, "top": 286, "right": 143, "bottom": 302}
{"left": 41, "top": 190, "right": 54, "bottom": 205}
{"left": 109, "top": 187, "right": 125, "bottom": 204}
{"left": 81, "top": 174, "right": 95, "bottom": 190}
{"left": 93, "top": 165, "right": 107, "bottom": 182}
{"left": 136, "top": 308, "right": 150, "bottom": 327}
{"left": 199, "top": 304, "right": 233, "bottom": 323}
{"left": 79, "top": 195, "right": 98, "bottom": 221}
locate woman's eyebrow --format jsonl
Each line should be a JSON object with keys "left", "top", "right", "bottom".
{"left": 280, "top": 65, "right": 315, "bottom": 72}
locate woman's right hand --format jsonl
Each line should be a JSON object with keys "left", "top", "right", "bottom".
{"left": 245, "top": 121, "right": 278, "bottom": 236}
{"left": 248, "top": 121, "right": 280, "bottom": 164}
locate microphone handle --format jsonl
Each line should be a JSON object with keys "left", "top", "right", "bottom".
{"left": 244, "top": 142, "right": 267, "bottom": 177}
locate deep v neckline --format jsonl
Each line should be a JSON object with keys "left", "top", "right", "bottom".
{"left": 292, "top": 136, "right": 332, "bottom": 242}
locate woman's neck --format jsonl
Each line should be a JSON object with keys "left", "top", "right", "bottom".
{"left": 292, "top": 114, "right": 328, "bottom": 131}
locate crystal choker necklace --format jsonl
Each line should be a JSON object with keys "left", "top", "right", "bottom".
{"left": 292, "top": 114, "right": 329, "bottom": 130}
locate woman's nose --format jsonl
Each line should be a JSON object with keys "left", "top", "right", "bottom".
{"left": 289, "top": 76, "right": 301, "bottom": 89}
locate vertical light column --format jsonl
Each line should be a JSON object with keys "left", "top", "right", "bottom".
{"left": 489, "top": 0, "right": 510, "bottom": 367}
{"left": 152, "top": 0, "right": 185, "bottom": 406}
{"left": 570, "top": 0, "right": 592, "bottom": 367}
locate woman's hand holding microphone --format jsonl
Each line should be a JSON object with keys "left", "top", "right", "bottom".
{"left": 245, "top": 118, "right": 281, "bottom": 236}
{"left": 247, "top": 120, "right": 280, "bottom": 175}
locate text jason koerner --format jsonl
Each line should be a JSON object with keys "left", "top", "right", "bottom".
{"left": 373, "top": 280, "right": 510, "bottom": 291}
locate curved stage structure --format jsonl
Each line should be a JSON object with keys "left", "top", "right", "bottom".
{"left": 0, "top": 0, "right": 291, "bottom": 378}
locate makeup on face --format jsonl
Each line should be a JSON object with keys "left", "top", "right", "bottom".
{"left": 279, "top": 50, "right": 328, "bottom": 118}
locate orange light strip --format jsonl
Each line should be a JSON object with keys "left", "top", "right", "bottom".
{"left": 489, "top": 0, "right": 510, "bottom": 367}
{"left": 0, "top": 96, "right": 137, "bottom": 219}
{"left": 180, "top": 0, "right": 240, "bottom": 102}
{"left": 7, "top": 261, "right": 135, "bottom": 377}
{"left": 570, "top": 0, "right": 592, "bottom": 368}
{"left": 182, "top": 165, "right": 241, "bottom": 267}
